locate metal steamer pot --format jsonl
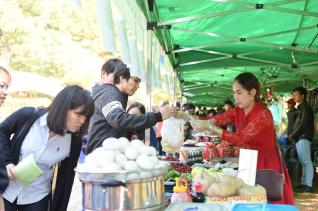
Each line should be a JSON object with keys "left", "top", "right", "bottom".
{"left": 81, "top": 177, "right": 164, "bottom": 211}
{"left": 77, "top": 165, "right": 168, "bottom": 211}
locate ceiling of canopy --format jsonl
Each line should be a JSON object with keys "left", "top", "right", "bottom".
{"left": 137, "top": 0, "right": 318, "bottom": 105}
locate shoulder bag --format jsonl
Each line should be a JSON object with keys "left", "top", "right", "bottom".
{"left": 255, "top": 133, "right": 285, "bottom": 201}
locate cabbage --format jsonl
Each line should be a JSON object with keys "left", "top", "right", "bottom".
{"left": 238, "top": 184, "right": 266, "bottom": 197}
{"left": 207, "top": 182, "right": 237, "bottom": 197}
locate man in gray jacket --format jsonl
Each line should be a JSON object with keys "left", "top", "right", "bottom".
{"left": 87, "top": 62, "right": 176, "bottom": 153}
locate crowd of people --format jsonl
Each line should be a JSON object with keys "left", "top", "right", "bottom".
{"left": 0, "top": 60, "right": 177, "bottom": 211}
{"left": 0, "top": 58, "right": 316, "bottom": 210}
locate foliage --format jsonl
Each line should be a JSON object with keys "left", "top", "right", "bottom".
{"left": 0, "top": 0, "right": 106, "bottom": 86}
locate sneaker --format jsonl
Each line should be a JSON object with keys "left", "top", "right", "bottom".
{"left": 294, "top": 184, "right": 306, "bottom": 191}
{"left": 295, "top": 185, "right": 313, "bottom": 193}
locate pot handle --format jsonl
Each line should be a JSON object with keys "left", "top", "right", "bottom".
{"left": 100, "top": 180, "right": 126, "bottom": 187}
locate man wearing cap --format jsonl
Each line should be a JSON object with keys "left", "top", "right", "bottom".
{"left": 286, "top": 98, "right": 297, "bottom": 141}
{"left": 289, "top": 87, "right": 314, "bottom": 193}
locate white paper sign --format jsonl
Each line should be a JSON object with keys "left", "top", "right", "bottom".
{"left": 237, "top": 149, "right": 258, "bottom": 186}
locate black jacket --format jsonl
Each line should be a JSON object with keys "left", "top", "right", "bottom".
{"left": 0, "top": 152, "right": 8, "bottom": 193}
{"left": 0, "top": 107, "right": 82, "bottom": 211}
{"left": 290, "top": 101, "right": 314, "bottom": 142}
{"left": 287, "top": 108, "right": 297, "bottom": 135}
{"left": 87, "top": 84, "right": 162, "bottom": 154}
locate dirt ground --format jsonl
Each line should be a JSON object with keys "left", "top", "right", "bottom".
{"left": 294, "top": 168, "right": 318, "bottom": 211}
{"left": 294, "top": 182, "right": 318, "bottom": 210}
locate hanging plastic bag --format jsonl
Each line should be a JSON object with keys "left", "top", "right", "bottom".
{"left": 161, "top": 117, "right": 185, "bottom": 153}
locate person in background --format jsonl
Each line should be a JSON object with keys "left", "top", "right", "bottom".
{"left": 127, "top": 102, "right": 146, "bottom": 141}
{"left": 0, "top": 66, "right": 11, "bottom": 211}
{"left": 155, "top": 101, "right": 170, "bottom": 156}
{"left": 223, "top": 99, "right": 234, "bottom": 112}
{"left": 202, "top": 107, "right": 207, "bottom": 116}
{"left": 286, "top": 98, "right": 297, "bottom": 144}
{"left": 99, "top": 58, "right": 122, "bottom": 85}
{"left": 149, "top": 106, "right": 159, "bottom": 150}
{"left": 289, "top": 87, "right": 314, "bottom": 193}
{"left": 87, "top": 64, "right": 176, "bottom": 153}
{"left": 195, "top": 106, "right": 201, "bottom": 116}
{"left": 0, "top": 85, "right": 94, "bottom": 211}
{"left": 278, "top": 98, "right": 297, "bottom": 146}
{"left": 222, "top": 99, "right": 236, "bottom": 132}
{"left": 207, "top": 108, "right": 217, "bottom": 117}
{"left": 173, "top": 102, "right": 181, "bottom": 111}
{"left": 80, "top": 59, "right": 123, "bottom": 158}
{"left": 183, "top": 103, "right": 195, "bottom": 141}
{"left": 177, "top": 72, "right": 294, "bottom": 204}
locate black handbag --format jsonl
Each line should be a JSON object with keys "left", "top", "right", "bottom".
{"left": 255, "top": 134, "right": 285, "bottom": 201}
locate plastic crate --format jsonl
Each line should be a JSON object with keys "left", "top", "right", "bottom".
{"left": 232, "top": 203, "right": 298, "bottom": 211}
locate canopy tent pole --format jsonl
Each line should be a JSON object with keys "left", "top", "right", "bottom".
{"left": 143, "top": 0, "right": 153, "bottom": 144}
{"left": 210, "top": 0, "right": 318, "bottom": 17}
{"left": 179, "top": 56, "right": 232, "bottom": 67}
{"left": 157, "top": 0, "right": 305, "bottom": 27}
{"left": 173, "top": 27, "right": 318, "bottom": 54}
{"left": 172, "top": 42, "right": 233, "bottom": 53}
{"left": 158, "top": 9, "right": 250, "bottom": 26}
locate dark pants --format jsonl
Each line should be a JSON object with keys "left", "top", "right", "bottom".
{"left": 4, "top": 195, "right": 49, "bottom": 211}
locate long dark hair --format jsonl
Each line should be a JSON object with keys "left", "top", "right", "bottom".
{"left": 47, "top": 85, "right": 94, "bottom": 135}
{"left": 234, "top": 72, "right": 260, "bottom": 102}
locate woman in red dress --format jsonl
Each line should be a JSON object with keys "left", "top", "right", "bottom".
{"left": 187, "top": 72, "right": 294, "bottom": 204}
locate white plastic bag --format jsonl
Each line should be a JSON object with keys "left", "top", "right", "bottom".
{"left": 161, "top": 117, "right": 185, "bottom": 153}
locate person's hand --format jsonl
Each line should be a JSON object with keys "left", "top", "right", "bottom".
{"left": 191, "top": 120, "right": 222, "bottom": 136}
{"left": 0, "top": 194, "right": 4, "bottom": 211}
{"left": 160, "top": 106, "right": 177, "bottom": 120}
{"left": 174, "top": 111, "right": 190, "bottom": 121}
{"left": 6, "top": 163, "right": 16, "bottom": 180}
{"left": 191, "top": 120, "right": 212, "bottom": 132}
{"left": 288, "top": 135, "right": 295, "bottom": 142}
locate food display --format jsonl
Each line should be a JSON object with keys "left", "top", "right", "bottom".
{"left": 77, "top": 137, "right": 169, "bottom": 180}
{"left": 160, "top": 130, "right": 268, "bottom": 207}
{"left": 191, "top": 167, "right": 266, "bottom": 198}
{"left": 203, "top": 141, "right": 239, "bottom": 160}
{"left": 179, "top": 146, "right": 203, "bottom": 165}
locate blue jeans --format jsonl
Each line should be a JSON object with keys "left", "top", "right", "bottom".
{"left": 295, "top": 139, "right": 314, "bottom": 187}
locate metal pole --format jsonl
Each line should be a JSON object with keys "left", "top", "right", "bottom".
{"left": 144, "top": 28, "right": 153, "bottom": 144}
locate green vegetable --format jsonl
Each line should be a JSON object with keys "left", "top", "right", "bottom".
{"left": 164, "top": 169, "right": 181, "bottom": 181}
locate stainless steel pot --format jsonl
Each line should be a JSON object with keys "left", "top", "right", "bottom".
{"left": 81, "top": 177, "right": 164, "bottom": 211}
